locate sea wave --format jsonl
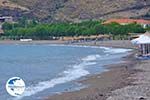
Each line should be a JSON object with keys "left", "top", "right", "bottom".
{"left": 82, "top": 54, "right": 101, "bottom": 61}
{"left": 15, "top": 54, "right": 99, "bottom": 100}
{"left": 99, "top": 47, "right": 132, "bottom": 54}
{"left": 16, "top": 44, "right": 132, "bottom": 54}
{"left": 47, "top": 44, "right": 132, "bottom": 54}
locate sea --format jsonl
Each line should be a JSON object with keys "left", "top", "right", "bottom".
{"left": 0, "top": 44, "right": 131, "bottom": 100}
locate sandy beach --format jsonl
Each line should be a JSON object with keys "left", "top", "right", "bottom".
{"left": 1, "top": 40, "right": 149, "bottom": 100}
{"left": 0, "top": 40, "right": 67, "bottom": 44}
{"left": 0, "top": 40, "right": 134, "bottom": 48}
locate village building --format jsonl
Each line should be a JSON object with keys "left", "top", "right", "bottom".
{"left": 0, "top": 16, "right": 13, "bottom": 34}
{"left": 131, "top": 32, "right": 150, "bottom": 57}
{"left": 0, "top": 16, "right": 13, "bottom": 23}
{"left": 103, "top": 18, "right": 150, "bottom": 28}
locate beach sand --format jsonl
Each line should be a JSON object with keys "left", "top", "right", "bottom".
{"left": 74, "top": 40, "right": 135, "bottom": 49}
{"left": 0, "top": 40, "right": 66, "bottom": 44}
{"left": 107, "top": 59, "right": 150, "bottom": 100}
{"left": 0, "top": 40, "right": 134, "bottom": 49}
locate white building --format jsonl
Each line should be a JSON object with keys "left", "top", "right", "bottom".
{"left": 0, "top": 16, "right": 13, "bottom": 34}
{"left": 0, "top": 16, "right": 13, "bottom": 23}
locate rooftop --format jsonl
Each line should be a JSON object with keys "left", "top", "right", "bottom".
{"left": 0, "top": 16, "right": 13, "bottom": 19}
{"left": 131, "top": 32, "right": 150, "bottom": 44}
{"left": 103, "top": 19, "right": 150, "bottom": 24}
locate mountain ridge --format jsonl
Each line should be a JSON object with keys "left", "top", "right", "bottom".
{"left": 0, "top": 0, "right": 150, "bottom": 22}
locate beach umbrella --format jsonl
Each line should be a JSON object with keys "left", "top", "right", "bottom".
{"left": 131, "top": 34, "right": 150, "bottom": 44}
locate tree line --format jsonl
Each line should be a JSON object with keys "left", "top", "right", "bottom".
{"left": 2, "top": 18, "right": 147, "bottom": 39}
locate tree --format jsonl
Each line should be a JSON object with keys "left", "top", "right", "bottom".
{"left": 2, "top": 22, "right": 13, "bottom": 30}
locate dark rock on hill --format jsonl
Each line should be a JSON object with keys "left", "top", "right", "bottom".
{"left": 0, "top": 0, "right": 150, "bottom": 22}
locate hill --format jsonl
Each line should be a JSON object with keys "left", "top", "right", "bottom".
{"left": 0, "top": 0, "right": 150, "bottom": 22}
{"left": 55, "top": 0, "right": 150, "bottom": 22}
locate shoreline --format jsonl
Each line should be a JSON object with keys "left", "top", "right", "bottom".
{"left": 0, "top": 40, "right": 135, "bottom": 49}
{"left": 45, "top": 52, "right": 138, "bottom": 100}
{"left": 43, "top": 40, "right": 138, "bottom": 100}
{"left": 0, "top": 40, "right": 67, "bottom": 45}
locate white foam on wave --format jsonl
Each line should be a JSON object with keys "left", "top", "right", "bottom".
{"left": 103, "top": 48, "right": 131, "bottom": 54}
{"left": 15, "top": 55, "right": 99, "bottom": 100}
{"left": 48, "top": 44, "right": 132, "bottom": 54}
{"left": 82, "top": 54, "right": 101, "bottom": 61}
{"left": 99, "top": 47, "right": 132, "bottom": 54}
{"left": 47, "top": 44, "right": 100, "bottom": 49}
{"left": 71, "top": 45, "right": 132, "bottom": 54}
{"left": 16, "top": 44, "right": 132, "bottom": 54}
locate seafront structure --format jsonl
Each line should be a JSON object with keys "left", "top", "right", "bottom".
{"left": 132, "top": 32, "right": 150, "bottom": 56}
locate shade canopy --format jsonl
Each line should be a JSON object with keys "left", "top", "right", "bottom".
{"left": 131, "top": 34, "right": 150, "bottom": 44}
